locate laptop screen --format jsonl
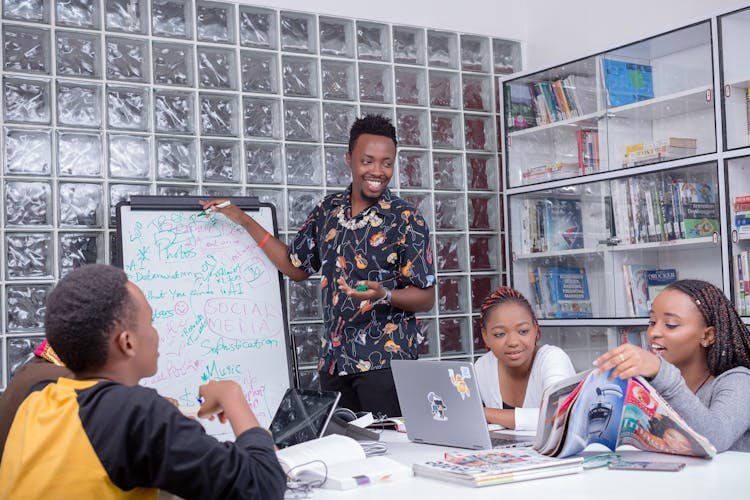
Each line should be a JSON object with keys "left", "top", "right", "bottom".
{"left": 269, "top": 388, "right": 341, "bottom": 449}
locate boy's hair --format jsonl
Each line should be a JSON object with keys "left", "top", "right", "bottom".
{"left": 480, "top": 286, "right": 540, "bottom": 332}
{"left": 348, "top": 114, "right": 397, "bottom": 153}
{"left": 45, "top": 264, "right": 134, "bottom": 374}
{"left": 665, "top": 279, "right": 750, "bottom": 375}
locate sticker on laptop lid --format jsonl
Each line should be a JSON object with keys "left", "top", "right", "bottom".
{"left": 448, "top": 369, "right": 471, "bottom": 400}
{"left": 427, "top": 392, "right": 447, "bottom": 420}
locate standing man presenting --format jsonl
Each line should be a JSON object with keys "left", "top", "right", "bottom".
{"left": 201, "top": 115, "right": 435, "bottom": 417}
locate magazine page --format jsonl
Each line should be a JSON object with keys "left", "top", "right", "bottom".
{"left": 557, "top": 370, "right": 629, "bottom": 458}
{"left": 617, "top": 377, "right": 716, "bottom": 458}
{"left": 534, "top": 370, "right": 589, "bottom": 453}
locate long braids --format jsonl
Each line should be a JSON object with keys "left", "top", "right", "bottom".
{"left": 480, "top": 286, "right": 540, "bottom": 332}
{"left": 666, "top": 279, "right": 750, "bottom": 375}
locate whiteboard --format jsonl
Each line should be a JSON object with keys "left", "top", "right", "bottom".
{"left": 115, "top": 196, "right": 291, "bottom": 432}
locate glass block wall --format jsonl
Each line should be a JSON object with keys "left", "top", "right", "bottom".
{"left": 0, "top": 0, "right": 521, "bottom": 390}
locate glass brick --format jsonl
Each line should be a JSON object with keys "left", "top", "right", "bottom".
{"left": 202, "top": 185, "right": 243, "bottom": 197}
{"left": 427, "top": 30, "right": 458, "bottom": 69}
{"left": 433, "top": 152, "right": 464, "bottom": 190}
{"left": 492, "top": 38, "right": 522, "bottom": 74}
{"left": 156, "top": 136, "right": 195, "bottom": 180}
{"left": 3, "top": 0, "right": 49, "bottom": 22}
{"left": 360, "top": 105, "right": 394, "bottom": 122}
{"left": 245, "top": 141, "right": 281, "bottom": 184}
{"left": 397, "top": 150, "right": 430, "bottom": 189}
{"left": 56, "top": 31, "right": 100, "bottom": 78}
{"left": 280, "top": 11, "right": 315, "bottom": 53}
{"left": 472, "top": 316, "right": 485, "bottom": 354}
{"left": 7, "top": 285, "right": 51, "bottom": 331}
{"left": 57, "top": 132, "right": 101, "bottom": 176}
{"left": 242, "top": 97, "right": 280, "bottom": 139}
{"left": 107, "top": 86, "right": 149, "bottom": 131}
{"left": 395, "top": 108, "right": 428, "bottom": 147}
{"left": 357, "top": 21, "right": 390, "bottom": 62}
{"left": 282, "top": 55, "right": 318, "bottom": 98}
{"left": 108, "top": 134, "right": 151, "bottom": 178}
{"left": 288, "top": 190, "right": 321, "bottom": 231}
{"left": 438, "top": 277, "right": 468, "bottom": 314}
{"left": 7, "top": 336, "right": 45, "bottom": 378}
{"left": 59, "top": 182, "right": 103, "bottom": 227}
{"left": 438, "top": 317, "right": 468, "bottom": 353}
{"left": 239, "top": 6, "right": 276, "bottom": 49}
{"left": 395, "top": 67, "right": 427, "bottom": 106}
{"left": 200, "top": 93, "right": 238, "bottom": 136}
{"left": 470, "top": 235, "right": 498, "bottom": 271}
{"left": 3, "top": 77, "right": 50, "bottom": 123}
{"left": 471, "top": 275, "right": 499, "bottom": 312}
{"left": 358, "top": 63, "right": 392, "bottom": 103}
{"left": 5, "top": 181, "right": 52, "bottom": 226}
{"left": 416, "top": 318, "right": 437, "bottom": 357}
{"left": 106, "top": 37, "right": 149, "bottom": 83}
{"left": 286, "top": 144, "right": 322, "bottom": 186}
{"left": 109, "top": 183, "right": 149, "bottom": 223}
{"left": 4, "top": 128, "right": 51, "bottom": 175}
{"left": 157, "top": 184, "right": 196, "bottom": 196}
{"left": 461, "top": 35, "right": 490, "bottom": 73}
{"left": 198, "top": 46, "right": 236, "bottom": 90}
{"left": 284, "top": 100, "right": 320, "bottom": 142}
{"left": 6, "top": 233, "right": 52, "bottom": 278}
{"left": 321, "top": 60, "right": 356, "bottom": 101}
{"left": 431, "top": 111, "right": 462, "bottom": 149}
{"left": 240, "top": 50, "right": 278, "bottom": 94}
{"left": 153, "top": 42, "right": 194, "bottom": 86}
{"left": 322, "top": 103, "right": 356, "bottom": 144}
{"left": 468, "top": 194, "right": 497, "bottom": 230}
{"left": 429, "top": 70, "right": 460, "bottom": 108}
{"left": 291, "top": 323, "right": 323, "bottom": 365}
{"left": 464, "top": 114, "right": 493, "bottom": 151}
{"left": 288, "top": 278, "right": 322, "bottom": 320}
{"left": 250, "top": 188, "right": 284, "bottom": 229}
{"left": 325, "top": 146, "right": 349, "bottom": 188}
{"left": 467, "top": 154, "right": 498, "bottom": 191}
{"left": 319, "top": 17, "right": 353, "bottom": 58}
{"left": 105, "top": 0, "right": 147, "bottom": 33}
{"left": 436, "top": 234, "right": 466, "bottom": 272}
{"left": 3, "top": 26, "right": 50, "bottom": 74}
{"left": 434, "top": 192, "right": 465, "bottom": 231}
{"left": 196, "top": 1, "right": 234, "bottom": 44}
{"left": 59, "top": 233, "right": 102, "bottom": 276}
{"left": 154, "top": 90, "right": 194, "bottom": 134}
{"left": 56, "top": 0, "right": 100, "bottom": 29}
{"left": 393, "top": 26, "right": 425, "bottom": 65}
{"left": 462, "top": 74, "right": 491, "bottom": 112}
{"left": 152, "top": 0, "right": 191, "bottom": 39}
{"left": 57, "top": 81, "right": 101, "bottom": 127}
{"left": 201, "top": 140, "right": 239, "bottom": 183}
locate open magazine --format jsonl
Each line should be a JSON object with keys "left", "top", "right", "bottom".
{"left": 534, "top": 369, "right": 716, "bottom": 459}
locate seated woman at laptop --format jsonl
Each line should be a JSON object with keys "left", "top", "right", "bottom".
{"left": 594, "top": 279, "right": 750, "bottom": 452}
{"left": 475, "top": 286, "right": 575, "bottom": 430}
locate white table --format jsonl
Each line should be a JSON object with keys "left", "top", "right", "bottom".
{"left": 312, "top": 430, "right": 749, "bottom": 499}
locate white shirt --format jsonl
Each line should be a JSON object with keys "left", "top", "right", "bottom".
{"left": 474, "top": 344, "right": 575, "bottom": 431}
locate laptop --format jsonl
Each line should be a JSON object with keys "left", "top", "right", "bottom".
{"left": 391, "top": 359, "right": 535, "bottom": 450}
{"left": 269, "top": 388, "right": 341, "bottom": 449}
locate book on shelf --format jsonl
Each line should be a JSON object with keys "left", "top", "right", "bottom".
{"left": 521, "top": 161, "right": 579, "bottom": 184}
{"left": 576, "top": 128, "right": 600, "bottom": 174}
{"left": 645, "top": 268, "right": 677, "bottom": 309}
{"left": 505, "top": 82, "right": 537, "bottom": 132}
{"left": 623, "top": 137, "right": 697, "bottom": 167}
{"left": 525, "top": 74, "right": 596, "bottom": 126}
{"left": 412, "top": 448, "right": 583, "bottom": 487}
{"left": 602, "top": 58, "right": 654, "bottom": 107}
{"left": 542, "top": 198, "right": 584, "bottom": 251}
{"left": 620, "top": 328, "right": 648, "bottom": 348}
{"left": 680, "top": 182, "right": 719, "bottom": 238}
{"left": 622, "top": 264, "right": 651, "bottom": 317}
{"left": 531, "top": 266, "right": 592, "bottom": 319}
{"left": 276, "top": 435, "right": 412, "bottom": 490}
{"left": 534, "top": 370, "right": 716, "bottom": 459}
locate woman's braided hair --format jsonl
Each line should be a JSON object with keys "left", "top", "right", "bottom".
{"left": 665, "top": 279, "right": 750, "bottom": 375}
{"left": 480, "top": 286, "right": 540, "bottom": 333}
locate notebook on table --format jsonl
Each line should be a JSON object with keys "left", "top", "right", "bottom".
{"left": 391, "top": 359, "right": 535, "bottom": 450}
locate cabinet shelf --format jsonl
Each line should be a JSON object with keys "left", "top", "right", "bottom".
{"left": 515, "top": 236, "right": 716, "bottom": 260}
{"left": 606, "top": 86, "right": 712, "bottom": 122}
{"left": 507, "top": 111, "right": 601, "bottom": 138}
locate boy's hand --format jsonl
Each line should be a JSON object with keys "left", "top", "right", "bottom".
{"left": 197, "top": 380, "right": 261, "bottom": 436}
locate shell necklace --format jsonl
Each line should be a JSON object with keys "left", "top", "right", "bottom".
{"left": 337, "top": 206, "right": 380, "bottom": 230}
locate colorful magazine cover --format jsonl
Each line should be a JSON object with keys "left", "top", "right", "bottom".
{"left": 603, "top": 59, "right": 654, "bottom": 107}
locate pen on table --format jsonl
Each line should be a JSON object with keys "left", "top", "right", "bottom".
{"left": 197, "top": 396, "right": 205, "bottom": 405}
{"left": 198, "top": 200, "right": 231, "bottom": 217}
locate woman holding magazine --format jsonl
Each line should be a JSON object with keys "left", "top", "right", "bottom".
{"left": 595, "top": 279, "right": 750, "bottom": 452}
{"left": 475, "top": 286, "right": 575, "bottom": 430}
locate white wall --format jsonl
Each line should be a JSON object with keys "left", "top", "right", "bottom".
{"left": 525, "top": 0, "right": 750, "bottom": 71}
{"left": 236, "top": 0, "right": 528, "bottom": 41}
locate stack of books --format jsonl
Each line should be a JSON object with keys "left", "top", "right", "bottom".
{"left": 622, "top": 137, "right": 697, "bottom": 167}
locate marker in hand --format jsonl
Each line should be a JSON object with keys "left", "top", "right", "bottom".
{"left": 355, "top": 285, "right": 368, "bottom": 292}
{"left": 198, "top": 200, "right": 231, "bottom": 217}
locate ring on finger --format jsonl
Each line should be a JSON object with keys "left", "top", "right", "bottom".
{"left": 618, "top": 353, "right": 625, "bottom": 363}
